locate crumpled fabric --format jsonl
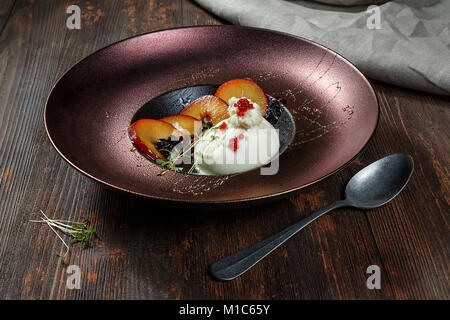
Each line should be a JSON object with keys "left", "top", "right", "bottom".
{"left": 310, "top": 0, "right": 389, "bottom": 5}
{"left": 194, "top": 0, "right": 450, "bottom": 95}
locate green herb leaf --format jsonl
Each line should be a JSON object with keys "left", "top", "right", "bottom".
{"left": 30, "top": 210, "right": 95, "bottom": 264}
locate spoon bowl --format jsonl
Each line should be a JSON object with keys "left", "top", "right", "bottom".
{"left": 345, "top": 153, "right": 414, "bottom": 209}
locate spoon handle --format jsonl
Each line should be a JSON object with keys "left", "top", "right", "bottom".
{"left": 209, "top": 200, "right": 347, "bottom": 281}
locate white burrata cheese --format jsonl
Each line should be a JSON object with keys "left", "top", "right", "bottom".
{"left": 194, "top": 97, "right": 280, "bottom": 175}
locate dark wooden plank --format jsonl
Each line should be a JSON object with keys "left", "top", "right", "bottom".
{"left": 0, "top": 0, "right": 143, "bottom": 299}
{"left": 362, "top": 81, "right": 449, "bottom": 299}
{"left": 0, "top": 0, "right": 15, "bottom": 32}
{"left": 0, "top": 0, "right": 448, "bottom": 300}
{"left": 0, "top": 0, "right": 71, "bottom": 300}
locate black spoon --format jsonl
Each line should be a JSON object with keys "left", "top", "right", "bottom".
{"left": 209, "top": 154, "right": 414, "bottom": 281}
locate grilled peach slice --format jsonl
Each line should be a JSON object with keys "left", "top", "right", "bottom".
{"left": 215, "top": 79, "right": 268, "bottom": 116}
{"left": 128, "top": 119, "right": 181, "bottom": 160}
{"left": 160, "top": 115, "right": 202, "bottom": 136}
{"left": 180, "top": 95, "right": 229, "bottom": 125}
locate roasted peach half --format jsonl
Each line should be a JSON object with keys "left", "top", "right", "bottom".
{"left": 215, "top": 78, "right": 268, "bottom": 116}
{"left": 160, "top": 115, "right": 202, "bottom": 136}
{"left": 180, "top": 95, "right": 229, "bottom": 125}
{"left": 128, "top": 119, "right": 181, "bottom": 160}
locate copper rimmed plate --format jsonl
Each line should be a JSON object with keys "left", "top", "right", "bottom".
{"left": 45, "top": 26, "right": 378, "bottom": 208}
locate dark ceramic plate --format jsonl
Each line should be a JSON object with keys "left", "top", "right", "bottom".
{"left": 45, "top": 26, "right": 378, "bottom": 208}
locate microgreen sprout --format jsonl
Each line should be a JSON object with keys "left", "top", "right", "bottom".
{"left": 155, "top": 123, "right": 221, "bottom": 175}
{"left": 155, "top": 159, "right": 183, "bottom": 172}
{"left": 30, "top": 210, "right": 95, "bottom": 264}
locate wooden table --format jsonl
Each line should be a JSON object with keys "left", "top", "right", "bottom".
{"left": 0, "top": 0, "right": 448, "bottom": 300}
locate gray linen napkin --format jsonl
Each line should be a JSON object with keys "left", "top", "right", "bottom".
{"left": 194, "top": 0, "right": 450, "bottom": 95}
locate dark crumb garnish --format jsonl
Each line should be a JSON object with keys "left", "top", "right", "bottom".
{"left": 155, "top": 122, "right": 213, "bottom": 166}
{"left": 156, "top": 135, "right": 183, "bottom": 159}
{"left": 202, "top": 121, "right": 213, "bottom": 131}
{"left": 264, "top": 96, "right": 284, "bottom": 125}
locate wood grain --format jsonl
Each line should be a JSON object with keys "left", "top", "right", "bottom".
{"left": 0, "top": 0, "right": 448, "bottom": 300}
